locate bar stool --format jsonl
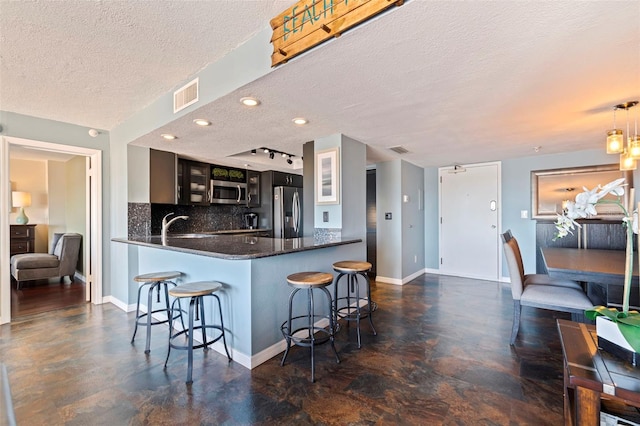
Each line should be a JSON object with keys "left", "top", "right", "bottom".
{"left": 165, "top": 281, "right": 231, "bottom": 384}
{"left": 333, "top": 261, "right": 377, "bottom": 348}
{"left": 131, "top": 270, "right": 182, "bottom": 354}
{"left": 280, "top": 272, "right": 340, "bottom": 382}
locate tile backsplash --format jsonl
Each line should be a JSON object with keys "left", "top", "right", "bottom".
{"left": 128, "top": 203, "right": 251, "bottom": 237}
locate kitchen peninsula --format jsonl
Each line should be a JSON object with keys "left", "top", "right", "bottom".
{"left": 114, "top": 234, "right": 364, "bottom": 369}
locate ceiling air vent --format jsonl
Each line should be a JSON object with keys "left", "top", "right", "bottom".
{"left": 389, "top": 145, "right": 409, "bottom": 154}
{"left": 173, "top": 78, "right": 199, "bottom": 113}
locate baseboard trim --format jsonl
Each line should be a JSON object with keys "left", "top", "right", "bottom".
{"left": 434, "top": 269, "right": 501, "bottom": 282}
{"left": 105, "top": 296, "right": 135, "bottom": 313}
{"left": 376, "top": 268, "right": 426, "bottom": 286}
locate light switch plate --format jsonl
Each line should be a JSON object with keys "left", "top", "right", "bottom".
{"left": 385, "top": 212, "right": 392, "bottom": 220}
{"left": 520, "top": 210, "right": 528, "bottom": 219}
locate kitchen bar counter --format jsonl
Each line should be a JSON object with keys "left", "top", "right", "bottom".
{"left": 113, "top": 234, "right": 360, "bottom": 260}
{"left": 114, "top": 233, "right": 365, "bottom": 369}
{"left": 204, "top": 228, "right": 270, "bottom": 235}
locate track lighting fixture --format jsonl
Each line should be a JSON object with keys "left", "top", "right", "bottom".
{"left": 256, "top": 147, "right": 297, "bottom": 164}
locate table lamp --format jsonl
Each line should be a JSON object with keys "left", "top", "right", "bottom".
{"left": 12, "top": 191, "right": 31, "bottom": 225}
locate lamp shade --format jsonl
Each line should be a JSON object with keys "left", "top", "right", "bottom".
{"left": 11, "top": 191, "right": 31, "bottom": 208}
{"left": 607, "top": 129, "right": 624, "bottom": 154}
{"left": 620, "top": 152, "right": 637, "bottom": 171}
{"left": 629, "top": 135, "right": 640, "bottom": 159}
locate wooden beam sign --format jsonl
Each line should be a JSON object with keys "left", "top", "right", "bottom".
{"left": 270, "top": 0, "right": 403, "bottom": 67}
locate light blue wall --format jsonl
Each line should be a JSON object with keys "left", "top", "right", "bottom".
{"left": 501, "top": 148, "right": 629, "bottom": 276}
{"left": 136, "top": 245, "right": 253, "bottom": 355}
{"left": 424, "top": 167, "right": 439, "bottom": 269}
{"left": 128, "top": 145, "right": 150, "bottom": 204}
{"left": 401, "top": 161, "right": 425, "bottom": 276}
{"left": 341, "top": 135, "right": 366, "bottom": 239}
{"left": 250, "top": 242, "right": 363, "bottom": 353}
{"left": 376, "top": 160, "right": 402, "bottom": 279}
{"left": 128, "top": 240, "right": 364, "bottom": 365}
{"left": 421, "top": 148, "right": 631, "bottom": 279}
{"left": 110, "top": 25, "right": 276, "bottom": 305}
{"left": 0, "top": 111, "right": 113, "bottom": 295}
{"left": 314, "top": 135, "right": 343, "bottom": 229}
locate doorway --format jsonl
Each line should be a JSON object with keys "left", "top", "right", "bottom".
{"left": 438, "top": 162, "right": 501, "bottom": 281}
{"left": 1, "top": 136, "right": 103, "bottom": 324}
{"left": 366, "top": 169, "right": 377, "bottom": 276}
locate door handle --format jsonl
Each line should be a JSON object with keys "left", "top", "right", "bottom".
{"left": 237, "top": 185, "right": 241, "bottom": 203}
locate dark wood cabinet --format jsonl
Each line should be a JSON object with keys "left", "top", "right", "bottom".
{"left": 178, "top": 159, "right": 210, "bottom": 205}
{"left": 247, "top": 170, "right": 260, "bottom": 207}
{"left": 150, "top": 149, "right": 178, "bottom": 204}
{"left": 271, "top": 171, "right": 302, "bottom": 187}
{"left": 10, "top": 224, "right": 36, "bottom": 256}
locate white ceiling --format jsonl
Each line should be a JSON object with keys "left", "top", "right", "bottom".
{"left": 1, "top": 0, "right": 639, "bottom": 170}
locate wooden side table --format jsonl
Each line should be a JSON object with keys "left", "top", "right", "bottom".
{"left": 557, "top": 319, "right": 640, "bottom": 425}
{"left": 9, "top": 224, "right": 36, "bottom": 256}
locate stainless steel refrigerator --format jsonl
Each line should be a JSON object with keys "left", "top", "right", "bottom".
{"left": 273, "top": 186, "right": 302, "bottom": 238}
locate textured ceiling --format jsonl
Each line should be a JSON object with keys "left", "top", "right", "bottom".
{"left": 1, "top": 0, "right": 639, "bottom": 170}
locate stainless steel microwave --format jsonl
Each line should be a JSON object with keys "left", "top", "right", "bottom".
{"left": 209, "top": 180, "right": 247, "bottom": 204}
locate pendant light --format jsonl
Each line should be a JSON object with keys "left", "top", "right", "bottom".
{"left": 606, "top": 101, "right": 639, "bottom": 170}
{"left": 620, "top": 150, "right": 637, "bottom": 171}
{"left": 628, "top": 102, "right": 640, "bottom": 159}
{"left": 607, "top": 107, "right": 624, "bottom": 154}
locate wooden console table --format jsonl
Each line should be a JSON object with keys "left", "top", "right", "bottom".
{"left": 557, "top": 319, "right": 640, "bottom": 425}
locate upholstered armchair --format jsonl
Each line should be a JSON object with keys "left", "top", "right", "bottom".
{"left": 10, "top": 233, "right": 82, "bottom": 289}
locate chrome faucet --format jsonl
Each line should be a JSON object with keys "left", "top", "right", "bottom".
{"left": 161, "top": 213, "right": 189, "bottom": 244}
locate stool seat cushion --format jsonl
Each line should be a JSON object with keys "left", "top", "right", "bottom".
{"left": 169, "top": 281, "right": 223, "bottom": 298}
{"left": 134, "top": 271, "right": 182, "bottom": 282}
{"left": 287, "top": 272, "right": 333, "bottom": 288}
{"left": 332, "top": 261, "right": 372, "bottom": 273}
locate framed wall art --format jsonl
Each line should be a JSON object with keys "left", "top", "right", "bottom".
{"left": 316, "top": 148, "right": 340, "bottom": 205}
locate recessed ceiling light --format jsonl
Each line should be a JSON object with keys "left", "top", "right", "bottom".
{"left": 161, "top": 133, "right": 177, "bottom": 140}
{"left": 240, "top": 97, "right": 260, "bottom": 107}
{"left": 292, "top": 117, "right": 308, "bottom": 125}
{"left": 193, "top": 119, "right": 211, "bottom": 126}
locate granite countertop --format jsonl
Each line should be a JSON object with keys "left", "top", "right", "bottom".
{"left": 200, "top": 228, "right": 271, "bottom": 235}
{"left": 113, "top": 234, "right": 362, "bottom": 260}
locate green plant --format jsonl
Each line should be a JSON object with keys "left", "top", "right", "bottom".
{"left": 213, "top": 168, "right": 228, "bottom": 179}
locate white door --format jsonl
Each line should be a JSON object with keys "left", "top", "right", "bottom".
{"left": 439, "top": 162, "right": 500, "bottom": 280}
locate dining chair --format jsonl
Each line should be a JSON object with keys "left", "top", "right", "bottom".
{"left": 502, "top": 230, "right": 594, "bottom": 344}
{"left": 502, "top": 230, "right": 582, "bottom": 290}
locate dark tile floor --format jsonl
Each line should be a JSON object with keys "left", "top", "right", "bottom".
{"left": 0, "top": 274, "right": 568, "bottom": 425}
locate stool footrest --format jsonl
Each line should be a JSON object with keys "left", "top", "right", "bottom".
{"left": 134, "top": 308, "right": 181, "bottom": 327}
{"left": 169, "top": 325, "right": 226, "bottom": 352}
{"left": 281, "top": 319, "right": 334, "bottom": 347}
{"left": 334, "top": 298, "right": 378, "bottom": 320}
